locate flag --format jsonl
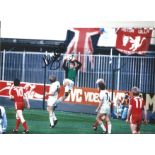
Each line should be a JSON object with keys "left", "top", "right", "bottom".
{"left": 64, "top": 28, "right": 102, "bottom": 71}
{"left": 116, "top": 28, "right": 152, "bottom": 55}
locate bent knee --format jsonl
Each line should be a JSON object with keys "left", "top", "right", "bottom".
{"left": 65, "top": 91, "right": 71, "bottom": 97}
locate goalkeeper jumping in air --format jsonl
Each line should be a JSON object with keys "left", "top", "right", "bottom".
{"left": 59, "top": 55, "right": 82, "bottom": 102}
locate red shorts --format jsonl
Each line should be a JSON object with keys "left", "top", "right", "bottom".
{"left": 130, "top": 114, "right": 142, "bottom": 125}
{"left": 15, "top": 102, "right": 25, "bottom": 110}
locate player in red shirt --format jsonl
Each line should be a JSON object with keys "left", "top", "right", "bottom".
{"left": 10, "top": 79, "right": 30, "bottom": 133}
{"left": 126, "top": 87, "right": 147, "bottom": 134}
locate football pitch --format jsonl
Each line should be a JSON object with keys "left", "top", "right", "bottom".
{"left": 5, "top": 108, "right": 155, "bottom": 134}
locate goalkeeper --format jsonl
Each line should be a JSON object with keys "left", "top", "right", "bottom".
{"left": 59, "top": 55, "right": 82, "bottom": 102}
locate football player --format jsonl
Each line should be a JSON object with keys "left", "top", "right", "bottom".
{"left": 46, "top": 75, "right": 60, "bottom": 128}
{"left": 10, "top": 78, "right": 30, "bottom": 133}
{"left": 126, "top": 86, "right": 147, "bottom": 134}
{"left": 93, "top": 79, "right": 112, "bottom": 134}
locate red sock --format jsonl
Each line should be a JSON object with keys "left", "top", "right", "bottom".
{"left": 93, "top": 120, "right": 99, "bottom": 127}
{"left": 15, "top": 119, "right": 21, "bottom": 131}
{"left": 105, "top": 122, "right": 108, "bottom": 131}
{"left": 22, "top": 121, "right": 29, "bottom": 131}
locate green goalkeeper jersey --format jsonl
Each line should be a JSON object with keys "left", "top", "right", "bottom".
{"left": 67, "top": 68, "right": 77, "bottom": 82}
{"left": 62, "top": 59, "right": 82, "bottom": 82}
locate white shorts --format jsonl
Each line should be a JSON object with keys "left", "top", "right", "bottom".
{"left": 47, "top": 96, "right": 57, "bottom": 107}
{"left": 99, "top": 105, "right": 110, "bottom": 115}
{"left": 63, "top": 79, "right": 74, "bottom": 92}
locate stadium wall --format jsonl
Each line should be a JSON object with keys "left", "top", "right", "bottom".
{"left": 0, "top": 80, "right": 155, "bottom": 114}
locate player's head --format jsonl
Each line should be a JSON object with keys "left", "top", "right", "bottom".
{"left": 14, "top": 78, "right": 20, "bottom": 86}
{"left": 49, "top": 75, "right": 56, "bottom": 83}
{"left": 96, "top": 79, "right": 106, "bottom": 90}
{"left": 124, "top": 91, "right": 129, "bottom": 99}
{"left": 131, "top": 86, "right": 140, "bottom": 96}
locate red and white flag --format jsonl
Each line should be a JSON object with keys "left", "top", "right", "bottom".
{"left": 116, "top": 28, "right": 152, "bottom": 55}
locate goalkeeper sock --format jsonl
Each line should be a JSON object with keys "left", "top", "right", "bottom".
{"left": 15, "top": 119, "right": 21, "bottom": 131}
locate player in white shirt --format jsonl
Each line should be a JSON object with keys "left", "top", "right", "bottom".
{"left": 0, "top": 105, "right": 7, "bottom": 134}
{"left": 93, "top": 79, "right": 112, "bottom": 134}
{"left": 46, "top": 75, "right": 60, "bottom": 128}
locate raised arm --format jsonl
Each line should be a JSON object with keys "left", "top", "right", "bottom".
{"left": 62, "top": 59, "right": 68, "bottom": 70}
{"left": 24, "top": 94, "right": 30, "bottom": 109}
{"left": 74, "top": 60, "right": 82, "bottom": 70}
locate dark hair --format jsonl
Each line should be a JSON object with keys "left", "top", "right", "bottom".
{"left": 14, "top": 78, "right": 20, "bottom": 86}
{"left": 98, "top": 82, "right": 106, "bottom": 90}
{"left": 49, "top": 75, "right": 56, "bottom": 83}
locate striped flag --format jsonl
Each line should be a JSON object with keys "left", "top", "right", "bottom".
{"left": 64, "top": 28, "right": 102, "bottom": 71}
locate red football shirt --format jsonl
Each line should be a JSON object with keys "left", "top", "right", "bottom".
{"left": 11, "top": 86, "right": 26, "bottom": 103}
{"left": 130, "top": 96, "right": 145, "bottom": 117}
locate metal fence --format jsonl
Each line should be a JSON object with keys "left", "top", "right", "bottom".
{"left": 0, "top": 50, "right": 155, "bottom": 93}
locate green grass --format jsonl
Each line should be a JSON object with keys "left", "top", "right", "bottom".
{"left": 5, "top": 108, "right": 155, "bottom": 134}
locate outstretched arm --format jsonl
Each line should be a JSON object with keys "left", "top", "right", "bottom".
{"left": 24, "top": 94, "right": 30, "bottom": 109}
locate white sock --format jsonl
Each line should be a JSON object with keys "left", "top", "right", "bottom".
{"left": 53, "top": 112, "right": 57, "bottom": 121}
{"left": 49, "top": 113, "right": 54, "bottom": 126}
{"left": 107, "top": 122, "right": 112, "bottom": 134}
{"left": 100, "top": 122, "right": 106, "bottom": 132}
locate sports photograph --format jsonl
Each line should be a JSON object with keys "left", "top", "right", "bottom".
{"left": 1, "top": 1, "right": 155, "bottom": 155}
{"left": 0, "top": 23, "right": 155, "bottom": 134}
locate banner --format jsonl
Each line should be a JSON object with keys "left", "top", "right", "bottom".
{"left": 0, "top": 80, "right": 49, "bottom": 100}
{"left": 116, "top": 28, "right": 152, "bottom": 55}
{"left": 0, "top": 80, "right": 99, "bottom": 106}
{"left": 0, "top": 80, "right": 155, "bottom": 111}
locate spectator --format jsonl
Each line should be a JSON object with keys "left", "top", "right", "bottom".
{"left": 115, "top": 98, "right": 123, "bottom": 119}
{"left": 121, "top": 92, "right": 130, "bottom": 120}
